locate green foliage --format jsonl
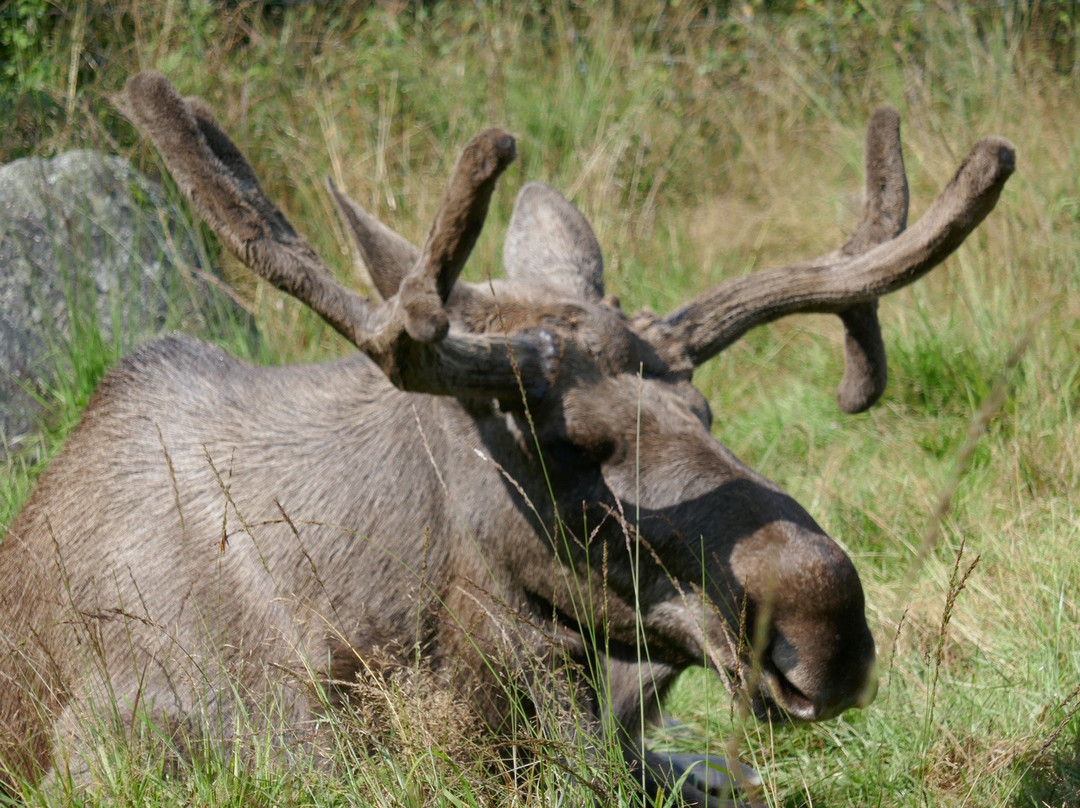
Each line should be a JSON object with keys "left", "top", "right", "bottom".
{"left": 0, "top": 0, "right": 56, "bottom": 91}
{"left": 0, "top": 276, "right": 116, "bottom": 530}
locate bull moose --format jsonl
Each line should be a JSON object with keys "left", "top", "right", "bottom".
{"left": 0, "top": 71, "right": 1014, "bottom": 804}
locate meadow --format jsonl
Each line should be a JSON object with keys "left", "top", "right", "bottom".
{"left": 1, "top": 1, "right": 1078, "bottom": 805}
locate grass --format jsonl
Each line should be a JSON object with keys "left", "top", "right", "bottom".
{"left": 2, "top": 1, "right": 1079, "bottom": 805}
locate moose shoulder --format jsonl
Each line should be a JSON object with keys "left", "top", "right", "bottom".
{"left": 0, "top": 71, "right": 1014, "bottom": 804}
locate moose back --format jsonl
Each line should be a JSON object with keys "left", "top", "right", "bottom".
{"left": 0, "top": 72, "right": 1014, "bottom": 803}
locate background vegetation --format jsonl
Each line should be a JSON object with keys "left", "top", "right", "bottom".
{"left": 1, "top": 0, "right": 1078, "bottom": 805}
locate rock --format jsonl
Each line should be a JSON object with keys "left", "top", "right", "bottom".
{"left": 0, "top": 150, "right": 254, "bottom": 456}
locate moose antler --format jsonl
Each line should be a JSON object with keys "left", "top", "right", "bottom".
{"left": 831, "top": 106, "right": 908, "bottom": 413}
{"left": 659, "top": 110, "right": 1015, "bottom": 412}
{"left": 120, "top": 71, "right": 559, "bottom": 400}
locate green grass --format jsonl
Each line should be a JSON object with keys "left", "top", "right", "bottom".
{"left": 3, "top": 1, "right": 1079, "bottom": 805}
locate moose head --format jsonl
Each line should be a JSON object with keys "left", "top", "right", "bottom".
{"left": 0, "top": 71, "right": 1014, "bottom": 804}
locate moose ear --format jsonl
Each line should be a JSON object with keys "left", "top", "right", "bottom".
{"left": 327, "top": 177, "right": 420, "bottom": 300}
{"left": 504, "top": 182, "right": 604, "bottom": 302}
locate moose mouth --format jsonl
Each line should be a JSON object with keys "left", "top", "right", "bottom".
{"left": 721, "top": 655, "right": 821, "bottom": 723}
{"left": 757, "top": 660, "right": 819, "bottom": 721}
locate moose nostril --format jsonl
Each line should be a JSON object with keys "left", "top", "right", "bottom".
{"left": 762, "top": 662, "right": 819, "bottom": 721}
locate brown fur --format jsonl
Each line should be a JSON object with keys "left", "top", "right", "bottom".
{"left": 0, "top": 72, "right": 1014, "bottom": 803}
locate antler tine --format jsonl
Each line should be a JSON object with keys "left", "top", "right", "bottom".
{"left": 325, "top": 127, "right": 513, "bottom": 310}
{"left": 833, "top": 105, "right": 909, "bottom": 413}
{"left": 122, "top": 72, "right": 560, "bottom": 401}
{"left": 661, "top": 122, "right": 1015, "bottom": 391}
{"left": 841, "top": 106, "right": 910, "bottom": 256}
{"left": 396, "top": 128, "right": 517, "bottom": 344}
{"left": 122, "top": 71, "right": 383, "bottom": 346}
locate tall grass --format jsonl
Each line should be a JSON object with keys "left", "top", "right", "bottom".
{"left": 2, "top": 1, "right": 1078, "bottom": 805}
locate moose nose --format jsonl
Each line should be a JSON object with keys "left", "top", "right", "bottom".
{"left": 827, "top": 645, "right": 878, "bottom": 719}
{"left": 766, "top": 631, "right": 877, "bottom": 721}
{"left": 761, "top": 664, "right": 820, "bottom": 721}
{"left": 815, "top": 673, "right": 877, "bottom": 721}
{"left": 815, "top": 644, "right": 878, "bottom": 720}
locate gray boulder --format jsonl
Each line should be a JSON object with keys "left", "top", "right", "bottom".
{"left": 0, "top": 150, "right": 253, "bottom": 456}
